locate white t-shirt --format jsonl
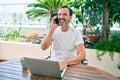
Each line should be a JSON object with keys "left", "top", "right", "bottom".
{"left": 51, "top": 26, "right": 84, "bottom": 61}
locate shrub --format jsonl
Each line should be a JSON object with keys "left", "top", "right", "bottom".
{"left": 93, "top": 32, "right": 120, "bottom": 61}
{"left": 3, "top": 27, "right": 22, "bottom": 41}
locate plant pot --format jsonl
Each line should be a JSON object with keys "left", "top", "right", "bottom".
{"left": 86, "top": 36, "right": 101, "bottom": 42}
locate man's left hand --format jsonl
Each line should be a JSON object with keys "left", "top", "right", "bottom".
{"left": 59, "top": 60, "right": 67, "bottom": 70}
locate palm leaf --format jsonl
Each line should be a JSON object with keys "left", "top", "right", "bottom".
{"left": 26, "top": 0, "right": 73, "bottom": 20}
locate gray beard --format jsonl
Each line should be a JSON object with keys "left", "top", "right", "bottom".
{"left": 60, "top": 22, "right": 66, "bottom": 27}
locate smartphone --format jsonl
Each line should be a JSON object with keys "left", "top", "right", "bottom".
{"left": 54, "top": 17, "right": 59, "bottom": 24}
{"left": 50, "top": 13, "right": 59, "bottom": 24}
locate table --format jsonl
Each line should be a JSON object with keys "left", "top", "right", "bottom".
{"left": 0, "top": 59, "right": 118, "bottom": 80}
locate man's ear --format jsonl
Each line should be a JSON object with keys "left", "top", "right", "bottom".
{"left": 69, "top": 16, "right": 72, "bottom": 21}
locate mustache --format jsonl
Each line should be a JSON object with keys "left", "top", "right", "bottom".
{"left": 58, "top": 18, "right": 66, "bottom": 21}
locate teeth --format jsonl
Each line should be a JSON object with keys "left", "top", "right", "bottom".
{"left": 60, "top": 19, "right": 64, "bottom": 20}
{"left": 60, "top": 20, "right": 64, "bottom": 21}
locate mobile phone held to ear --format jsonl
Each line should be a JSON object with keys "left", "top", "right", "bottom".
{"left": 50, "top": 13, "right": 59, "bottom": 24}
{"left": 54, "top": 17, "right": 59, "bottom": 24}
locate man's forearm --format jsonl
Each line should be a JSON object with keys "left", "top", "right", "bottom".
{"left": 41, "top": 15, "right": 58, "bottom": 50}
{"left": 59, "top": 45, "right": 86, "bottom": 68}
{"left": 59, "top": 51, "right": 86, "bottom": 69}
{"left": 65, "top": 53, "right": 86, "bottom": 65}
{"left": 40, "top": 28, "right": 54, "bottom": 50}
{"left": 59, "top": 53, "right": 86, "bottom": 69}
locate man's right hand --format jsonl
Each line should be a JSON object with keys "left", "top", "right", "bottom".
{"left": 50, "top": 16, "right": 58, "bottom": 31}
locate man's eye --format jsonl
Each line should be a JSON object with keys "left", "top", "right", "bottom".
{"left": 63, "top": 14, "right": 67, "bottom": 16}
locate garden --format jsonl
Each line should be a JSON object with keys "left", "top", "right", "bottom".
{"left": 0, "top": 27, "right": 44, "bottom": 44}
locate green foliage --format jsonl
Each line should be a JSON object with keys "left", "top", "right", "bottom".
{"left": 3, "top": 27, "right": 22, "bottom": 41}
{"left": 72, "top": 0, "right": 84, "bottom": 23}
{"left": 109, "top": 32, "right": 120, "bottom": 43}
{"left": 74, "top": 0, "right": 120, "bottom": 41}
{"left": 94, "top": 43, "right": 115, "bottom": 61}
{"left": 0, "top": 29, "right": 4, "bottom": 36}
{"left": 26, "top": 0, "right": 73, "bottom": 20}
{"left": 82, "top": 0, "right": 103, "bottom": 26}
{"left": 118, "top": 63, "right": 120, "bottom": 70}
{"left": 93, "top": 32, "right": 120, "bottom": 61}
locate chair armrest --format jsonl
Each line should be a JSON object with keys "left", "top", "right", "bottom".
{"left": 81, "top": 59, "right": 88, "bottom": 65}
{"left": 45, "top": 55, "right": 51, "bottom": 60}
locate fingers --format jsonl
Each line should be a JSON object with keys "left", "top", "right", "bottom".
{"left": 51, "top": 15, "right": 57, "bottom": 24}
{"left": 51, "top": 15, "right": 57, "bottom": 21}
{"left": 50, "top": 16, "right": 58, "bottom": 29}
{"left": 59, "top": 61, "right": 67, "bottom": 70}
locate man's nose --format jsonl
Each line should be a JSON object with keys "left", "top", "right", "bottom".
{"left": 59, "top": 15, "right": 64, "bottom": 18}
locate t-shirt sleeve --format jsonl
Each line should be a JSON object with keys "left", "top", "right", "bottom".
{"left": 75, "top": 30, "right": 84, "bottom": 46}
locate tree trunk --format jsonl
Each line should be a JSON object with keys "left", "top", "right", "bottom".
{"left": 101, "top": 8, "right": 110, "bottom": 41}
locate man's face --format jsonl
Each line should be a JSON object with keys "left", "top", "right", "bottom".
{"left": 58, "top": 8, "right": 72, "bottom": 26}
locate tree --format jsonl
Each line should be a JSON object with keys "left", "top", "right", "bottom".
{"left": 26, "top": 0, "right": 73, "bottom": 21}
{"left": 81, "top": 0, "right": 120, "bottom": 41}
{"left": 96, "top": 0, "right": 120, "bottom": 41}
{"left": 72, "top": 0, "right": 84, "bottom": 23}
{"left": 82, "top": 0, "right": 103, "bottom": 26}
{"left": 74, "top": 0, "right": 120, "bottom": 41}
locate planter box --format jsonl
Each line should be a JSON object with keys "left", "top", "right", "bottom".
{"left": 86, "top": 36, "right": 101, "bottom": 42}
{"left": 86, "top": 49, "right": 120, "bottom": 77}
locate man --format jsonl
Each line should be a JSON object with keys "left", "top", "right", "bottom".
{"left": 41, "top": 6, "right": 86, "bottom": 69}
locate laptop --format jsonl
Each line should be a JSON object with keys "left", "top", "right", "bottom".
{"left": 23, "top": 57, "right": 67, "bottom": 78}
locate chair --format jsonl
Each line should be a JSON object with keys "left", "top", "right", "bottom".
{"left": 0, "top": 59, "right": 7, "bottom": 62}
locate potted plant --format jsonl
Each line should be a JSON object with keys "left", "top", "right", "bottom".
{"left": 93, "top": 32, "right": 120, "bottom": 70}
{"left": 82, "top": 22, "right": 102, "bottom": 48}
{"left": 85, "top": 22, "right": 102, "bottom": 42}
{"left": 25, "top": 32, "right": 41, "bottom": 44}
{"left": 0, "top": 29, "right": 4, "bottom": 40}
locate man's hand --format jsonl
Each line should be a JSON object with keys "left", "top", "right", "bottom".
{"left": 50, "top": 16, "right": 58, "bottom": 31}
{"left": 59, "top": 60, "right": 67, "bottom": 70}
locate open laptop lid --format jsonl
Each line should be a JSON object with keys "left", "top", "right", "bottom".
{"left": 24, "top": 57, "right": 67, "bottom": 78}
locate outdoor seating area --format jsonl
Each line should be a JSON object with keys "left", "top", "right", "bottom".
{"left": 0, "top": 0, "right": 120, "bottom": 79}
{"left": 0, "top": 40, "right": 120, "bottom": 78}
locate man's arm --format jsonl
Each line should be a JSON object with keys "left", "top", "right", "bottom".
{"left": 41, "top": 16, "right": 58, "bottom": 50}
{"left": 40, "top": 29, "right": 54, "bottom": 50}
{"left": 59, "top": 43, "right": 86, "bottom": 69}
